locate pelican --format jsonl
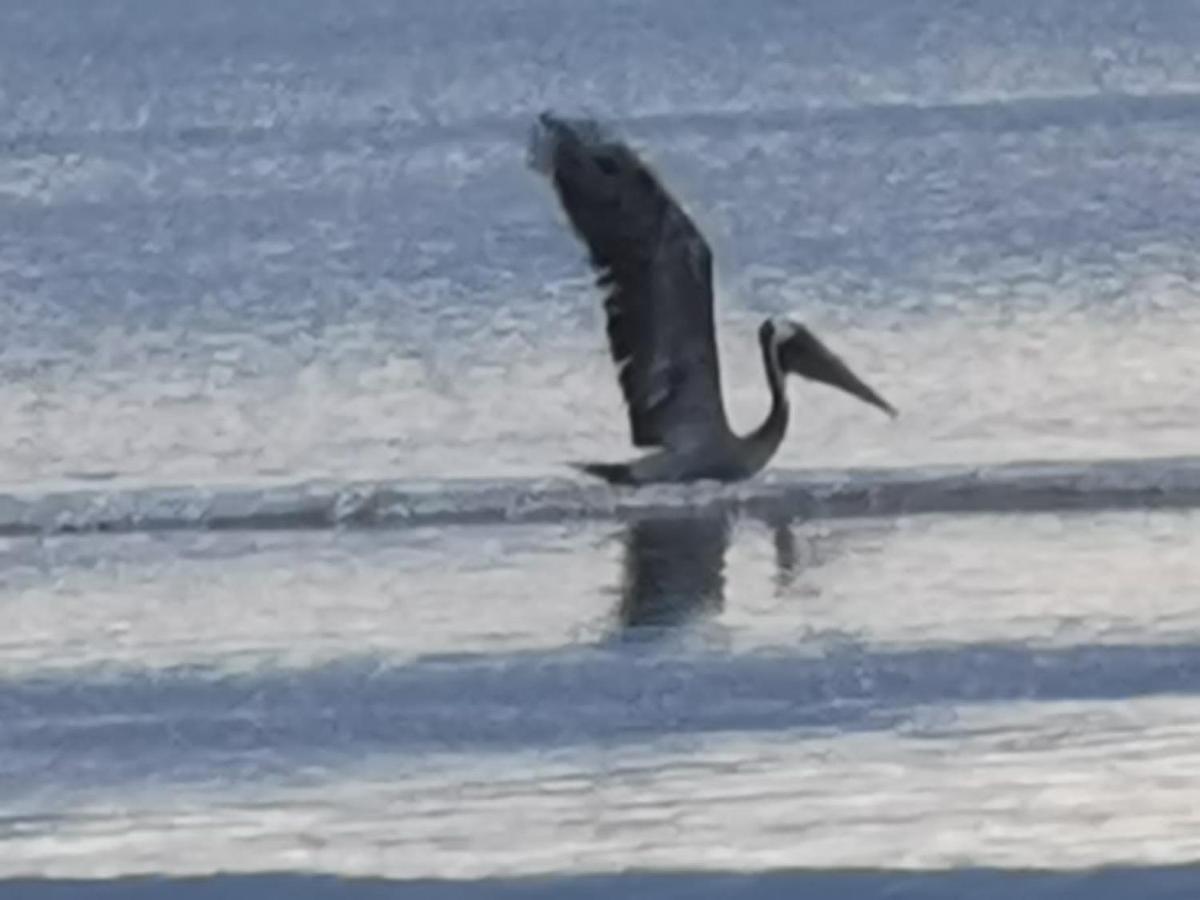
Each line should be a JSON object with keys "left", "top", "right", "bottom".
{"left": 529, "top": 112, "right": 895, "bottom": 485}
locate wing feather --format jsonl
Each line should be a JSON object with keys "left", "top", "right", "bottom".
{"left": 530, "top": 113, "right": 729, "bottom": 449}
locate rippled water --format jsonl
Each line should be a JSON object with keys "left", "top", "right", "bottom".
{"left": 3, "top": 0, "right": 1200, "bottom": 894}
{"left": 5, "top": 509, "right": 1200, "bottom": 888}
{"left": 3, "top": 0, "right": 1200, "bottom": 486}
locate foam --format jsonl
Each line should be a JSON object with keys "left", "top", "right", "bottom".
{"left": 1, "top": 455, "right": 1198, "bottom": 537}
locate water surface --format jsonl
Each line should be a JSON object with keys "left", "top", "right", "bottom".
{"left": 4, "top": 509, "right": 1200, "bottom": 880}
{"left": 2, "top": 0, "right": 1199, "bottom": 892}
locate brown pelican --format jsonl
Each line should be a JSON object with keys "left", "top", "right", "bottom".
{"left": 530, "top": 112, "right": 895, "bottom": 485}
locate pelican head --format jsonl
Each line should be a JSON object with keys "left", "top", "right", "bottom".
{"left": 763, "top": 317, "right": 897, "bottom": 417}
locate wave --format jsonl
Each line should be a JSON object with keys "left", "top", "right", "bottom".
{"left": 7, "top": 639, "right": 1200, "bottom": 786}
{"left": 1, "top": 454, "right": 1199, "bottom": 537}
{"left": 4, "top": 868, "right": 1200, "bottom": 900}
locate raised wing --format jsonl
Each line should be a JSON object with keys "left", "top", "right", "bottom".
{"left": 530, "top": 113, "right": 729, "bottom": 450}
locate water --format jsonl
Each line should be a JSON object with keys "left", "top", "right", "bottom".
{"left": 3, "top": 0, "right": 1200, "bottom": 894}
{"left": 3, "top": 0, "right": 1200, "bottom": 486}
{"left": 4, "top": 510, "right": 1200, "bottom": 882}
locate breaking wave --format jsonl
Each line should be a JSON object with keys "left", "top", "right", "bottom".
{"left": 2, "top": 455, "right": 1199, "bottom": 537}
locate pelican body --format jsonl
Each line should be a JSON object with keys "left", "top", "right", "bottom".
{"left": 529, "top": 113, "right": 895, "bottom": 485}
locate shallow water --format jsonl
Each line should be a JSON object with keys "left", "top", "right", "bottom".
{"left": 4, "top": 508, "right": 1200, "bottom": 883}
{"left": 3, "top": 0, "right": 1200, "bottom": 893}
{"left": 4, "top": 509, "right": 1200, "bottom": 678}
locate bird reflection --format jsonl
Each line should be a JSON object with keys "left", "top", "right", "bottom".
{"left": 614, "top": 511, "right": 880, "bottom": 635}
{"left": 617, "top": 513, "right": 732, "bottom": 630}
{"left": 770, "top": 513, "right": 801, "bottom": 593}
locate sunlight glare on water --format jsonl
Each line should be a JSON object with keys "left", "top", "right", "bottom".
{"left": 3, "top": 509, "right": 1199, "bottom": 678}
{"left": 8, "top": 698, "right": 1200, "bottom": 879}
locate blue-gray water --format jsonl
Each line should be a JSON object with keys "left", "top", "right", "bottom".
{"left": 3, "top": 0, "right": 1200, "bottom": 895}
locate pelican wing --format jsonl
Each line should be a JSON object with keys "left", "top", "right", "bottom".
{"left": 531, "top": 113, "right": 729, "bottom": 449}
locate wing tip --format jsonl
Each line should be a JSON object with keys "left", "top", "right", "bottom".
{"left": 527, "top": 110, "right": 614, "bottom": 175}
{"left": 527, "top": 110, "right": 560, "bottom": 175}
